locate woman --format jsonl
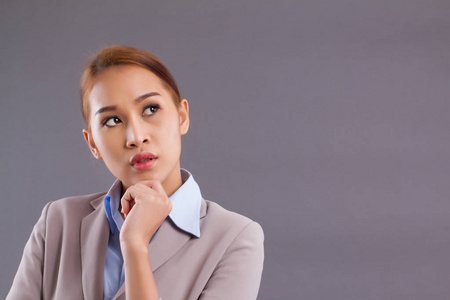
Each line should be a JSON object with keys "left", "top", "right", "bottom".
{"left": 7, "top": 46, "right": 264, "bottom": 300}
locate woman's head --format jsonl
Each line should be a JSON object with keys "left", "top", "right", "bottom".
{"left": 80, "top": 46, "right": 181, "bottom": 127}
{"left": 81, "top": 46, "right": 189, "bottom": 195}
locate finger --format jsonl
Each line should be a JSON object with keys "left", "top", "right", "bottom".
{"left": 121, "top": 196, "right": 131, "bottom": 217}
{"left": 121, "top": 186, "right": 141, "bottom": 216}
{"left": 121, "top": 183, "right": 159, "bottom": 215}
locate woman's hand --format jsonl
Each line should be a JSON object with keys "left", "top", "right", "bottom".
{"left": 119, "top": 180, "right": 171, "bottom": 300}
{"left": 120, "top": 180, "right": 172, "bottom": 249}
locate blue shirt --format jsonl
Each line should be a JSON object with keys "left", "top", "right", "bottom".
{"left": 102, "top": 169, "right": 202, "bottom": 300}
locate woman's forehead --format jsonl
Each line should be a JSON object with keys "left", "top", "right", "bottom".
{"left": 89, "top": 65, "right": 169, "bottom": 103}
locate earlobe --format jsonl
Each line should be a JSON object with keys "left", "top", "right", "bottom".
{"left": 179, "top": 99, "right": 190, "bottom": 135}
{"left": 82, "top": 128, "right": 102, "bottom": 160}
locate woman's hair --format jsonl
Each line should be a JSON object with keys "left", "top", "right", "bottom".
{"left": 80, "top": 46, "right": 181, "bottom": 125}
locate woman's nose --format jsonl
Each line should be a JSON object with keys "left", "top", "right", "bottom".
{"left": 125, "top": 119, "right": 149, "bottom": 148}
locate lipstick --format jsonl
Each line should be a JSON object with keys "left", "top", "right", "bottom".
{"left": 131, "top": 152, "right": 156, "bottom": 171}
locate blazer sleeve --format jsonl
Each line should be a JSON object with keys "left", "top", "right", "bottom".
{"left": 200, "top": 221, "right": 265, "bottom": 300}
{"left": 6, "top": 202, "right": 51, "bottom": 300}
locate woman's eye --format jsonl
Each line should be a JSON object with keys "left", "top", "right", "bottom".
{"left": 103, "top": 117, "right": 121, "bottom": 127}
{"left": 143, "top": 106, "right": 158, "bottom": 115}
{"left": 143, "top": 105, "right": 159, "bottom": 116}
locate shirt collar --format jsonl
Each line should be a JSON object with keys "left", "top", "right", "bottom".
{"left": 103, "top": 179, "right": 123, "bottom": 234}
{"left": 168, "top": 169, "right": 202, "bottom": 238}
{"left": 103, "top": 169, "right": 202, "bottom": 238}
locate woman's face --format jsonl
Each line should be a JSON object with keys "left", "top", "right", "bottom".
{"left": 83, "top": 65, "right": 189, "bottom": 195}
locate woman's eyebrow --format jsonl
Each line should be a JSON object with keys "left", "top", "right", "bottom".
{"left": 135, "top": 92, "right": 160, "bottom": 103}
{"left": 95, "top": 92, "right": 161, "bottom": 115}
{"left": 95, "top": 105, "right": 116, "bottom": 115}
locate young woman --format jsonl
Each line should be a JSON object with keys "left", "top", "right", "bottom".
{"left": 7, "top": 46, "right": 264, "bottom": 300}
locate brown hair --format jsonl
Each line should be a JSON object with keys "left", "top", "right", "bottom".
{"left": 80, "top": 46, "right": 181, "bottom": 125}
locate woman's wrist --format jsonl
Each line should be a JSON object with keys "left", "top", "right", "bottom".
{"left": 121, "top": 240, "right": 149, "bottom": 258}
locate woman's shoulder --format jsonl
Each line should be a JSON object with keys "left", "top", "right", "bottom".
{"left": 195, "top": 199, "right": 264, "bottom": 273}
{"left": 202, "top": 199, "right": 264, "bottom": 239}
{"left": 44, "top": 191, "right": 107, "bottom": 218}
{"left": 203, "top": 200, "right": 252, "bottom": 223}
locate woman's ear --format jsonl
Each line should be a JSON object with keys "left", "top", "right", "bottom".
{"left": 82, "top": 128, "right": 102, "bottom": 159}
{"left": 179, "top": 99, "right": 190, "bottom": 135}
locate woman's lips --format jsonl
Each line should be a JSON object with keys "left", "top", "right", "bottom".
{"left": 131, "top": 152, "right": 156, "bottom": 171}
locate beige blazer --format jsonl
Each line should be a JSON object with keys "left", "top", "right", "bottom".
{"left": 7, "top": 192, "right": 264, "bottom": 300}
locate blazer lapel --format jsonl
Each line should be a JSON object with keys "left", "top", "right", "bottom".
{"left": 113, "top": 199, "right": 208, "bottom": 299}
{"left": 150, "top": 199, "right": 207, "bottom": 271}
{"left": 113, "top": 219, "right": 193, "bottom": 299}
{"left": 80, "top": 195, "right": 109, "bottom": 300}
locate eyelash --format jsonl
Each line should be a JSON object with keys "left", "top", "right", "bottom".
{"left": 143, "top": 104, "right": 160, "bottom": 116}
{"left": 101, "top": 104, "right": 161, "bottom": 127}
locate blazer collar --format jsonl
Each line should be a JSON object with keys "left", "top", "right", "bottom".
{"left": 80, "top": 193, "right": 109, "bottom": 300}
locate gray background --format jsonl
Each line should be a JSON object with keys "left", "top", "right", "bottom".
{"left": 1, "top": 0, "right": 449, "bottom": 299}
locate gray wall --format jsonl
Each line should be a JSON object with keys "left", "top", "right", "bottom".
{"left": 1, "top": 1, "right": 450, "bottom": 299}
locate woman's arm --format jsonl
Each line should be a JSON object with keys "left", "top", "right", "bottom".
{"left": 121, "top": 243, "right": 159, "bottom": 300}
{"left": 200, "top": 221, "right": 265, "bottom": 300}
{"left": 120, "top": 180, "right": 172, "bottom": 300}
{"left": 7, "top": 202, "right": 50, "bottom": 300}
